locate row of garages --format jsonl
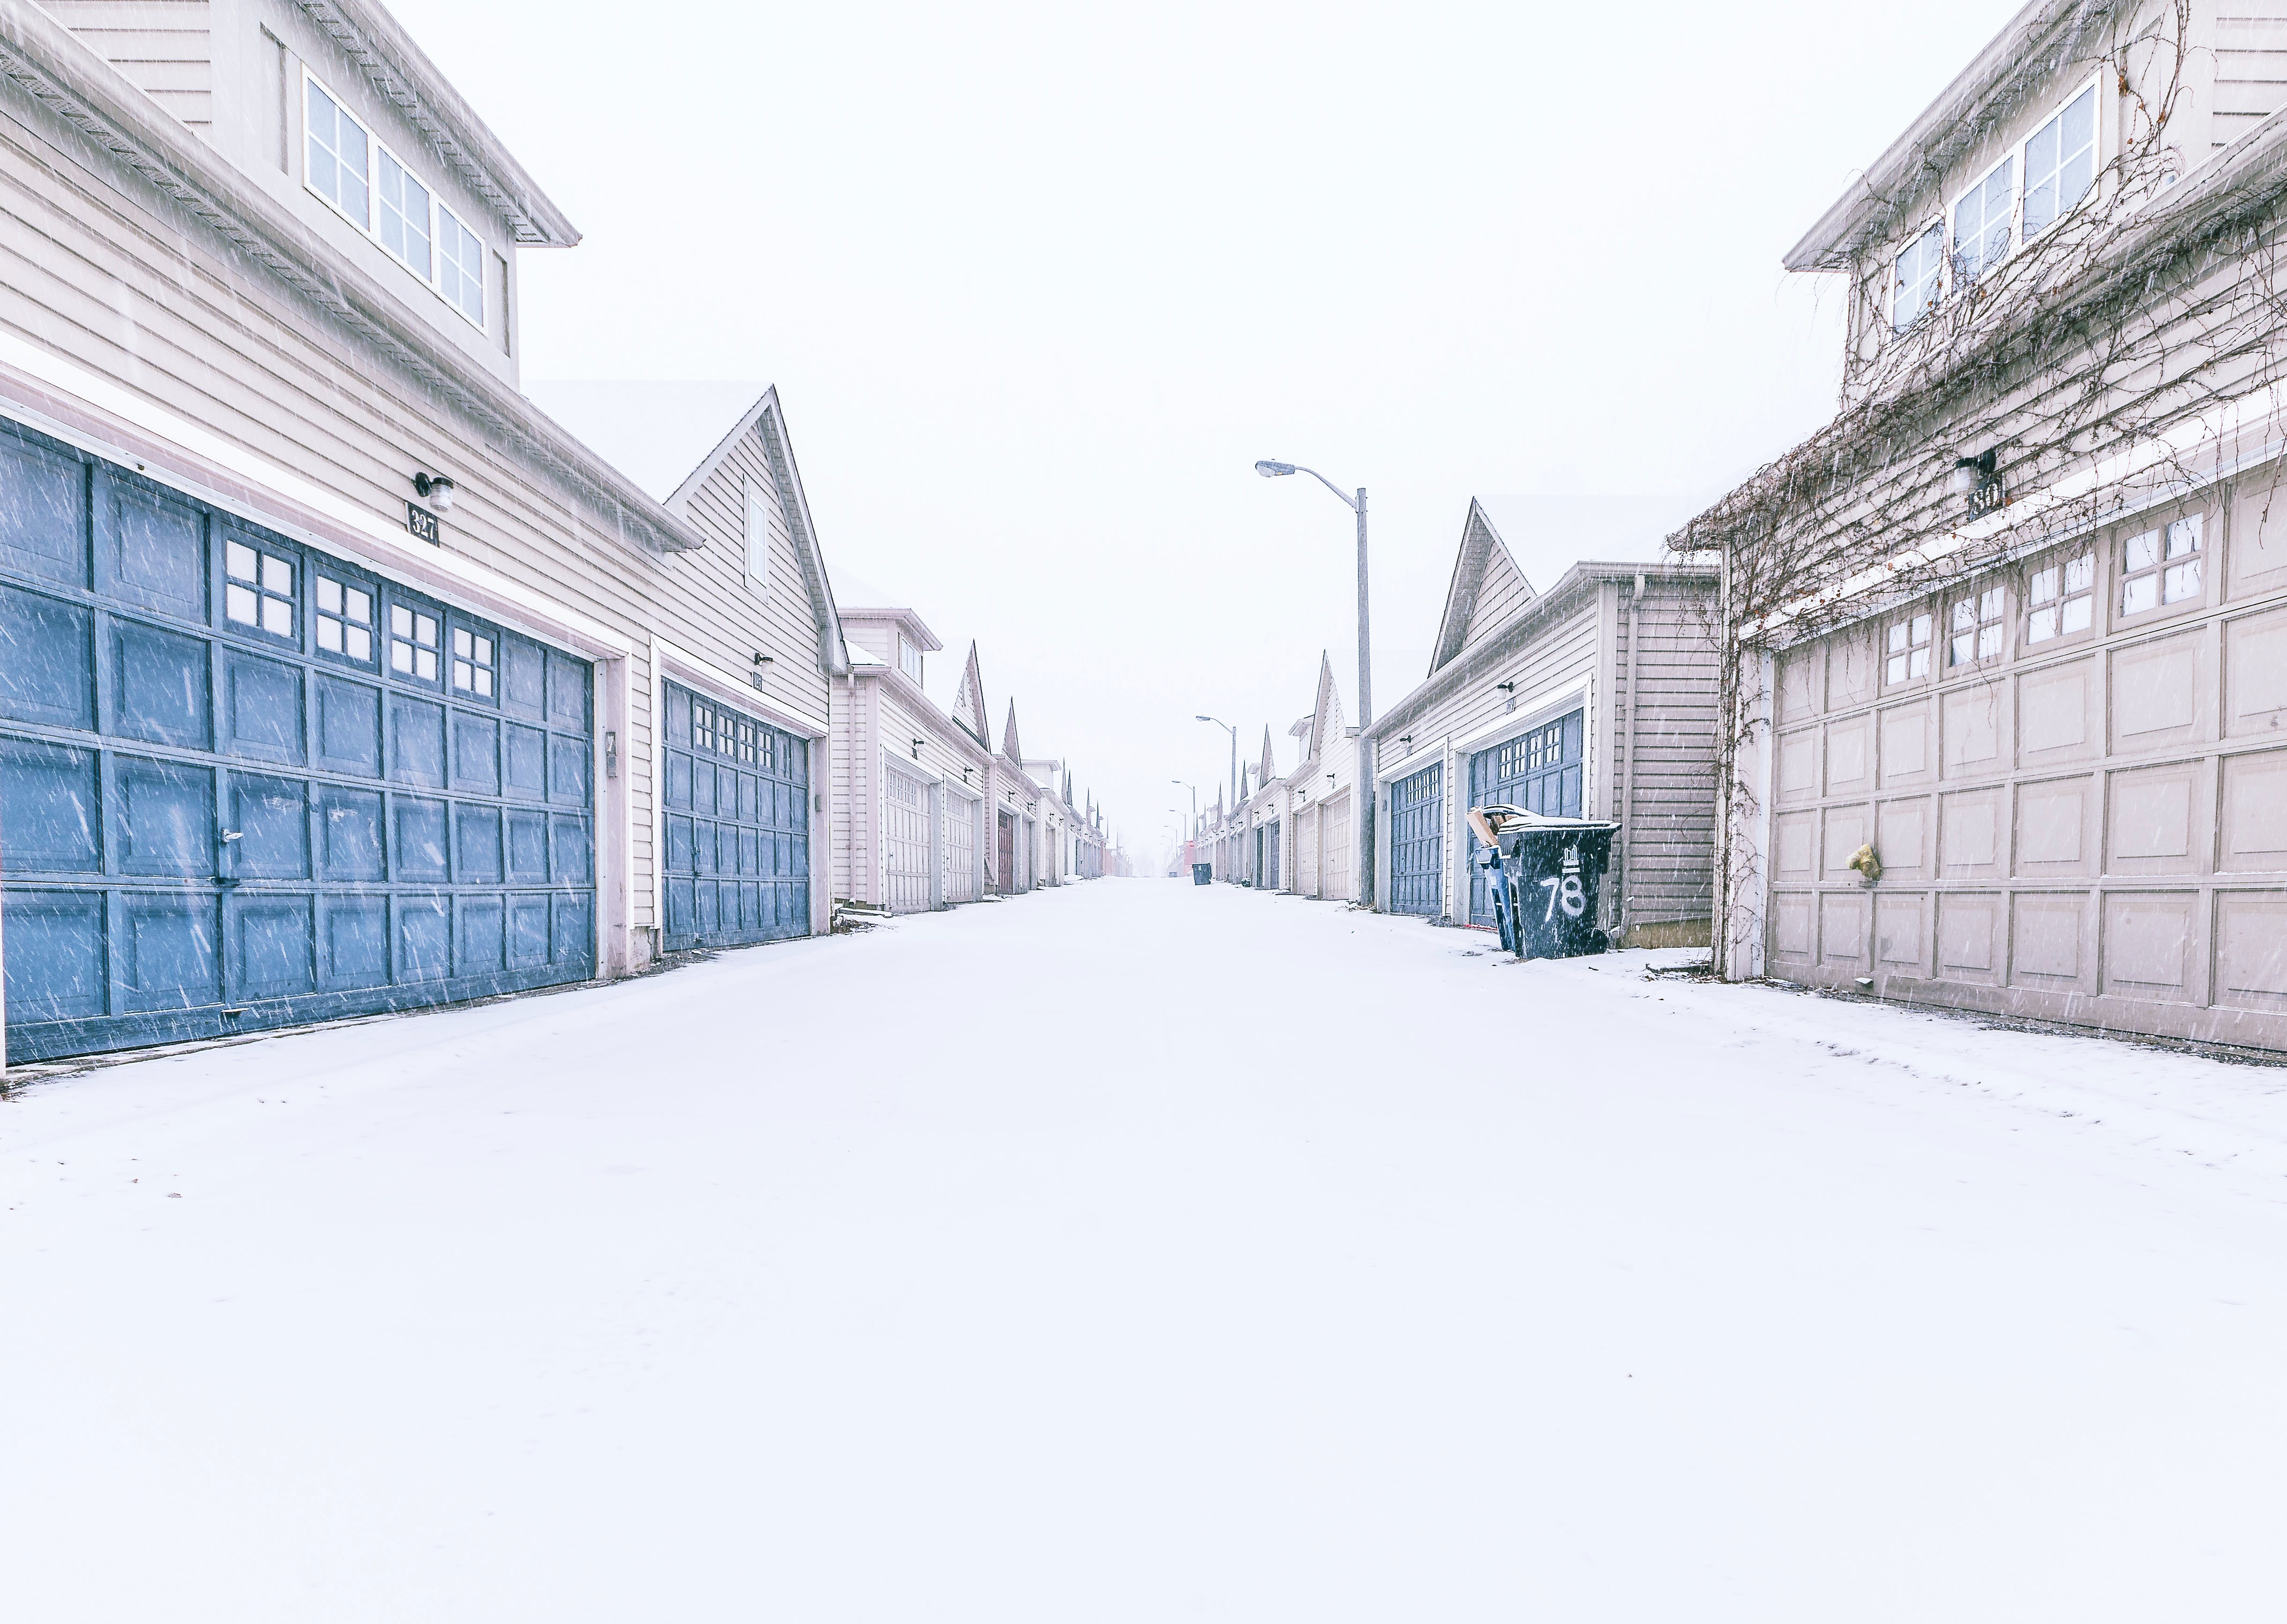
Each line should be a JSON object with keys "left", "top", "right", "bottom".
{"left": 0, "top": 5, "right": 1112, "bottom": 1065}
{"left": 1189, "top": 501, "right": 1720, "bottom": 952}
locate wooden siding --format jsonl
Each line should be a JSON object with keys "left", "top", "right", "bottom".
{"left": 0, "top": 66, "right": 832, "bottom": 960}
{"left": 1606, "top": 580, "right": 1720, "bottom": 928}
{"left": 2214, "top": 9, "right": 2287, "bottom": 151}
{"left": 1460, "top": 540, "right": 1532, "bottom": 654}
{"left": 51, "top": 2, "right": 213, "bottom": 135}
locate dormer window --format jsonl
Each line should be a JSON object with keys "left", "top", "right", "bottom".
{"left": 1951, "top": 157, "right": 2013, "bottom": 284}
{"left": 2023, "top": 84, "right": 2097, "bottom": 239}
{"left": 899, "top": 636, "right": 923, "bottom": 683}
{"left": 436, "top": 206, "right": 486, "bottom": 328}
{"left": 1891, "top": 223, "right": 1943, "bottom": 332}
{"left": 305, "top": 78, "right": 371, "bottom": 227}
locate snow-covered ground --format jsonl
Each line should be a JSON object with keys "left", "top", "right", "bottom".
{"left": 7, "top": 879, "right": 2287, "bottom": 1621}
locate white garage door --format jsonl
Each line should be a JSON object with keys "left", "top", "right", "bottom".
{"left": 884, "top": 761, "right": 933, "bottom": 913}
{"left": 944, "top": 792, "right": 979, "bottom": 903}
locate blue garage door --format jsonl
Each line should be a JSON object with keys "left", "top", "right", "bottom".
{"left": 660, "top": 681, "right": 809, "bottom": 950}
{"left": 1467, "top": 709, "right": 1583, "bottom": 925}
{"left": 0, "top": 425, "right": 596, "bottom": 1064}
{"left": 1387, "top": 763, "right": 1443, "bottom": 916}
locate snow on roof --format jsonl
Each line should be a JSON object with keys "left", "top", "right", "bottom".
{"left": 1472, "top": 495, "right": 1702, "bottom": 598}
{"left": 831, "top": 571, "right": 905, "bottom": 612}
{"left": 523, "top": 381, "right": 769, "bottom": 504}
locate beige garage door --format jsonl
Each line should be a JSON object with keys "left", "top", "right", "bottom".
{"left": 1762, "top": 486, "right": 2287, "bottom": 1049}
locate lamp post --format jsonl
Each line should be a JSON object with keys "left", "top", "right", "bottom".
{"left": 1171, "top": 779, "right": 1198, "bottom": 826}
{"left": 1255, "top": 458, "right": 1375, "bottom": 909}
{"left": 1195, "top": 715, "right": 1237, "bottom": 810}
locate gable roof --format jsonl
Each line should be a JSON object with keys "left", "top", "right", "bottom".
{"left": 1000, "top": 700, "right": 1022, "bottom": 763}
{"left": 528, "top": 380, "right": 847, "bottom": 679}
{"left": 1259, "top": 726, "right": 1277, "bottom": 784}
{"left": 1303, "top": 651, "right": 1342, "bottom": 764}
{"left": 524, "top": 381, "right": 771, "bottom": 504}
{"left": 950, "top": 643, "right": 990, "bottom": 747}
{"left": 292, "top": 1, "right": 579, "bottom": 246}
{"left": 1429, "top": 496, "right": 1689, "bottom": 673}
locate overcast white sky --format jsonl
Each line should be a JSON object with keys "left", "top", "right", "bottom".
{"left": 391, "top": 0, "right": 2019, "bottom": 866}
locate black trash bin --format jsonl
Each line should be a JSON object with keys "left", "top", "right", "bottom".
{"left": 1471, "top": 807, "right": 1618, "bottom": 959}
{"left": 1192, "top": 863, "right": 1213, "bottom": 886}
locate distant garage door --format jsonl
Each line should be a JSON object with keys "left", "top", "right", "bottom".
{"left": 884, "top": 760, "right": 933, "bottom": 913}
{"left": 1388, "top": 763, "right": 1443, "bottom": 916}
{"left": 0, "top": 425, "right": 597, "bottom": 1064}
{"left": 944, "top": 791, "right": 980, "bottom": 903}
{"left": 660, "top": 681, "right": 810, "bottom": 950}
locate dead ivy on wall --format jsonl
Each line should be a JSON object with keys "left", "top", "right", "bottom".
{"left": 1670, "top": 0, "right": 2287, "bottom": 973}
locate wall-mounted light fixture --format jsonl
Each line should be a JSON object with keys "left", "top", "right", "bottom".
{"left": 753, "top": 652, "right": 774, "bottom": 666}
{"left": 1951, "top": 449, "right": 2004, "bottom": 516}
{"left": 411, "top": 471, "right": 456, "bottom": 513}
{"left": 911, "top": 737, "right": 925, "bottom": 759}
{"left": 1398, "top": 733, "right": 1413, "bottom": 748}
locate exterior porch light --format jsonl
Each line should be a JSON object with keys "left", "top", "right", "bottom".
{"left": 411, "top": 471, "right": 456, "bottom": 512}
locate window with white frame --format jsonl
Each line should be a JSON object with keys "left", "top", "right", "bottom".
{"left": 744, "top": 481, "right": 771, "bottom": 597}
{"left": 389, "top": 601, "right": 440, "bottom": 681}
{"left": 304, "top": 76, "right": 370, "bottom": 226}
{"left": 224, "top": 537, "right": 296, "bottom": 640}
{"left": 375, "top": 146, "right": 432, "bottom": 277}
{"left": 315, "top": 572, "right": 374, "bottom": 663}
{"left": 2023, "top": 84, "right": 2097, "bottom": 239}
{"left": 1952, "top": 157, "right": 2014, "bottom": 284}
{"left": 1891, "top": 223, "right": 1943, "bottom": 332}
{"left": 1949, "top": 585, "right": 2005, "bottom": 666}
{"left": 899, "top": 635, "right": 923, "bottom": 683}
{"left": 2025, "top": 550, "right": 2094, "bottom": 644}
{"left": 450, "top": 626, "right": 495, "bottom": 698}
{"left": 2120, "top": 515, "right": 2202, "bottom": 614}
{"left": 1885, "top": 611, "right": 1932, "bottom": 683}
{"left": 436, "top": 205, "right": 485, "bottom": 327}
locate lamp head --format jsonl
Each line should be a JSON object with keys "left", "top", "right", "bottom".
{"left": 1254, "top": 460, "right": 1296, "bottom": 478}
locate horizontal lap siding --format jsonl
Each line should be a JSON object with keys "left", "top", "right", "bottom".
{"left": 48, "top": 3, "right": 214, "bottom": 134}
{"left": 1610, "top": 586, "right": 1719, "bottom": 926}
{"left": 0, "top": 90, "right": 828, "bottom": 954}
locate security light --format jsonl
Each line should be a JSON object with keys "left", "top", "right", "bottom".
{"left": 411, "top": 471, "right": 456, "bottom": 512}
{"left": 1254, "top": 460, "right": 1296, "bottom": 477}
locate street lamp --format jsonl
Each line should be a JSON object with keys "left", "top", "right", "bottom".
{"left": 1195, "top": 715, "right": 1237, "bottom": 809}
{"left": 1256, "top": 457, "right": 1376, "bottom": 909}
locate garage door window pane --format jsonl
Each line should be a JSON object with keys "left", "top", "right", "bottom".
{"left": 2121, "top": 516, "right": 2201, "bottom": 615}
{"left": 2025, "top": 552, "right": 2093, "bottom": 644}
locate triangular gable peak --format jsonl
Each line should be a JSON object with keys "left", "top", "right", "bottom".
{"left": 1302, "top": 651, "right": 1340, "bottom": 765}
{"left": 660, "top": 384, "right": 849, "bottom": 679}
{"left": 1259, "top": 727, "right": 1278, "bottom": 785}
{"left": 951, "top": 642, "right": 990, "bottom": 747}
{"left": 1427, "top": 498, "right": 1535, "bottom": 676}
{"left": 1000, "top": 700, "right": 1023, "bottom": 763}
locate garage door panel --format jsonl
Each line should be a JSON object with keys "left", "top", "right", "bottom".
{"left": 393, "top": 797, "right": 450, "bottom": 881}
{"left": 221, "top": 649, "right": 305, "bottom": 765}
{"left": 455, "top": 805, "right": 505, "bottom": 883}
{"left": 118, "top": 893, "right": 220, "bottom": 1011}
{"left": 229, "top": 893, "right": 315, "bottom": 999}
{"left": 114, "top": 758, "right": 213, "bottom": 876}
{"left": 320, "top": 897, "right": 389, "bottom": 990}
{"left": 0, "top": 738, "right": 100, "bottom": 871}
{"left": 388, "top": 694, "right": 446, "bottom": 786}
{"left": 0, "top": 584, "right": 94, "bottom": 727}
{"left": 101, "top": 474, "right": 205, "bottom": 623}
{"left": 114, "top": 620, "right": 212, "bottom": 749}
{"left": 315, "top": 677, "right": 382, "bottom": 777}
{"left": 4, "top": 890, "right": 106, "bottom": 1018}
{"left": 397, "top": 894, "right": 451, "bottom": 980}
{"left": 316, "top": 786, "right": 386, "bottom": 881}
{"left": 457, "top": 897, "right": 506, "bottom": 976}
{"left": 451, "top": 713, "right": 501, "bottom": 794}
{"left": 552, "top": 815, "right": 593, "bottom": 884}
{"left": 232, "top": 773, "right": 310, "bottom": 879}
{"left": 0, "top": 432, "right": 86, "bottom": 584}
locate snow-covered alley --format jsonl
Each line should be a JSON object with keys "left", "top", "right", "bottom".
{"left": 7, "top": 879, "right": 2287, "bottom": 1622}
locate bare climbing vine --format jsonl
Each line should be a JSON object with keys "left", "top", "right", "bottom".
{"left": 1671, "top": 0, "right": 2287, "bottom": 970}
